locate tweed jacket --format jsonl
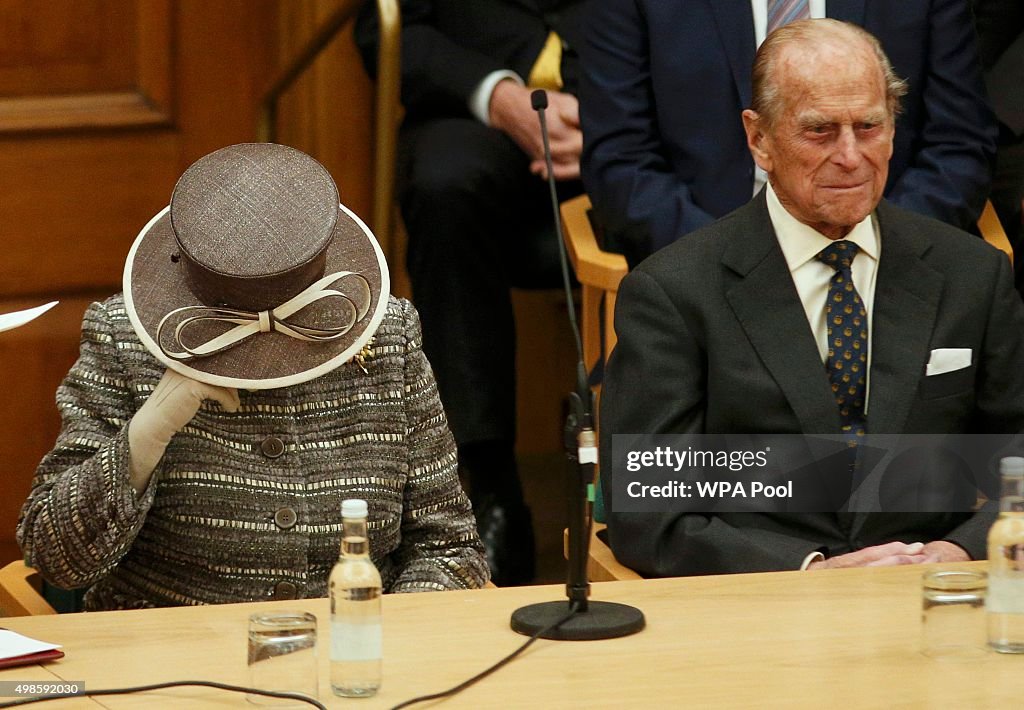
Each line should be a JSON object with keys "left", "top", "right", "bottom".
{"left": 18, "top": 294, "right": 489, "bottom": 610}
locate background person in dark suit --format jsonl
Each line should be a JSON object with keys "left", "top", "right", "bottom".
{"left": 355, "top": 0, "right": 588, "bottom": 585}
{"left": 973, "top": 0, "right": 1024, "bottom": 291}
{"left": 580, "top": 0, "right": 997, "bottom": 267}
{"left": 599, "top": 19, "right": 1024, "bottom": 576}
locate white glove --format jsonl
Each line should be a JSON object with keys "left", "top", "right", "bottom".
{"left": 127, "top": 368, "right": 239, "bottom": 492}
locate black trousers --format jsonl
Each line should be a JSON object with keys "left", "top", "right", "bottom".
{"left": 398, "top": 116, "right": 580, "bottom": 450}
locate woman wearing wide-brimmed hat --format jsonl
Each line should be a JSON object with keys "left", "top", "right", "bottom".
{"left": 17, "top": 144, "right": 489, "bottom": 610}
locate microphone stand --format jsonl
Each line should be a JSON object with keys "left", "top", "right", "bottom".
{"left": 509, "top": 90, "right": 645, "bottom": 641}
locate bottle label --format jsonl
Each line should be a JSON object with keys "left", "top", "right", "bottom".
{"left": 986, "top": 575, "right": 1024, "bottom": 614}
{"left": 331, "top": 619, "right": 383, "bottom": 661}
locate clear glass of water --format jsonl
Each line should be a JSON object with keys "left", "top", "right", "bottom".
{"left": 920, "top": 569, "right": 987, "bottom": 659}
{"left": 247, "top": 611, "right": 318, "bottom": 706}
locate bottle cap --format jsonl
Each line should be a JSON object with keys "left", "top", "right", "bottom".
{"left": 999, "top": 457, "right": 1024, "bottom": 478}
{"left": 341, "top": 498, "right": 369, "bottom": 519}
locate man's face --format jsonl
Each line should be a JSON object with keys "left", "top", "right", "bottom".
{"left": 744, "top": 43, "right": 895, "bottom": 239}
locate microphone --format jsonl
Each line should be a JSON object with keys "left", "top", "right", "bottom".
{"left": 509, "top": 90, "right": 645, "bottom": 641}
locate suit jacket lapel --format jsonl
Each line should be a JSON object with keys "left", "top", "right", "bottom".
{"left": 826, "top": 0, "right": 867, "bottom": 25}
{"left": 723, "top": 196, "right": 842, "bottom": 434}
{"left": 850, "top": 201, "right": 942, "bottom": 538}
{"left": 708, "top": 0, "right": 756, "bottom": 109}
{"left": 864, "top": 201, "right": 943, "bottom": 436}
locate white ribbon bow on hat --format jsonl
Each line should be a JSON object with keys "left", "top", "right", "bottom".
{"left": 157, "top": 271, "right": 371, "bottom": 361}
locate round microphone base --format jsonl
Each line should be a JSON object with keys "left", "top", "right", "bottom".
{"left": 510, "top": 600, "right": 645, "bottom": 641}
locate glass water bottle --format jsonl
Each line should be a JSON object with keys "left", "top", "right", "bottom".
{"left": 330, "top": 499, "right": 383, "bottom": 695}
{"left": 987, "top": 456, "right": 1024, "bottom": 653}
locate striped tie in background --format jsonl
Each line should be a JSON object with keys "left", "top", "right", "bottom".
{"left": 767, "top": 0, "right": 810, "bottom": 35}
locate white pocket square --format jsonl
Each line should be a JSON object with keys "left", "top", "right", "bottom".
{"left": 926, "top": 348, "right": 972, "bottom": 376}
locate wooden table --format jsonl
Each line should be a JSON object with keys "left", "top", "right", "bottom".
{"left": 1, "top": 563, "right": 1018, "bottom": 708}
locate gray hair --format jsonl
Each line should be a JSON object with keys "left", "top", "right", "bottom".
{"left": 750, "top": 19, "right": 908, "bottom": 128}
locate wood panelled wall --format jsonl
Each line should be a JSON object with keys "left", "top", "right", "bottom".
{"left": 0, "top": 0, "right": 280, "bottom": 565}
{"left": 273, "top": 0, "right": 410, "bottom": 297}
{"left": 277, "top": 1, "right": 374, "bottom": 232}
{"left": 1, "top": 0, "right": 572, "bottom": 569}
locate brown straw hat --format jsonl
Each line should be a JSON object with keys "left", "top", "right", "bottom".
{"left": 123, "top": 143, "right": 389, "bottom": 389}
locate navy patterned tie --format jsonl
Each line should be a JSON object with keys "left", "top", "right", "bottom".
{"left": 816, "top": 241, "right": 868, "bottom": 438}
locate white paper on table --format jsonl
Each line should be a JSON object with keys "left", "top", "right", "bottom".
{"left": 0, "top": 302, "right": 58, "bottom": 333}
{"left": 0, "top": 630, "right": 62, "bottom": 661}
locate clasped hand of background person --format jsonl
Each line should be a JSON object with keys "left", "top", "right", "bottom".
{"left": 128, "top": 368, "right": 239, "bottom": 493}
{"left": 488, "top": 79, "right": 582, "bottom": 181}
{"left": 806, "top": 540, "right": 970, "bottom": 570}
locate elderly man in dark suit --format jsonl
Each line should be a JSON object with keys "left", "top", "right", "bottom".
{"left": 580, "top": 0, "right": 997, "bottom": 268}
{"left": 599, "top": 19, "right": 1024, "bottom": 576}
{"left": 355, "top": 1, "right": 588, "bottom": 585}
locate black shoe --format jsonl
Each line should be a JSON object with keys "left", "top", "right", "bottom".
{"left": 474, "top": 495, "right": 536, "bottom": 586}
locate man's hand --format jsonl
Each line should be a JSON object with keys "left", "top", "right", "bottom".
{"left": 128, "top": 369, "right": 239, "bottom": 492}
{"left": 919, "top": 540, "right": 971, "bottom": 564}
{"left": 488, "top": 79, "right": 582, "bottom": 180}
{"left": 806, "top": 541, "right": 932, "bottom": 570}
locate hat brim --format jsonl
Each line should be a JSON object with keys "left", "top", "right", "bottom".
{"left": 123, "top": 203, "right": 390, "bottom": 390}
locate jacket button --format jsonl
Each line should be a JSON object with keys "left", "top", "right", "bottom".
{"left": 274, "top": 507, "right": 297, "bottom": 530}
{"left": 272, "top": 581, "right": 297, "bottom": 600}
{"left": 260, "top": 436, "right": 285, "bottom": 458}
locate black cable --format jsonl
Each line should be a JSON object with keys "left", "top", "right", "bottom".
{"left": 0, "top": 679, "right": 327, "bottom": 708}
{"left": 389, "top": 601, "right": 580, "bottom": 710}
{"left": 1, "top": 605, "right": 578, "bottom": 709}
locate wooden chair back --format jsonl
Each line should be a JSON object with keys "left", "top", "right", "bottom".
{"left": 0, "top": 560, "right": 57, "bottom": 617}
